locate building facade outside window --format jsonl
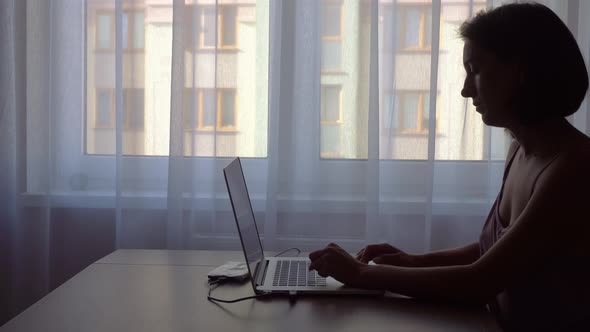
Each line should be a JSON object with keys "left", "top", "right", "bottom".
{"left": 95, "top": 10, "right": 144, "bottom": 51}
{"left": 398, "top": 5, "right": 432, "bottom": 50}
{"left": 383, "top": 91, "right": 436, "bottom": 134}
{"left": 93, "top": 88, "right": 145, "bottom": 130}
{"left": 184, "top": 88, "right": 237, "bottom": 131}
{"left": 320, "top": 85, "right": 343, "bottom": 158}
{"left": 321, "top": 0, "right": 343, "bottom": 71}
{"left": 123, "top": 88, "right": 145, "bottom": 130}
{"left": 185, "top": 5, "right": 238, "bottom": 49}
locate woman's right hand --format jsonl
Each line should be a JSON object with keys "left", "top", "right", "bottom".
{"left": 356, "top": 243, "right": 415, "bottom": 266}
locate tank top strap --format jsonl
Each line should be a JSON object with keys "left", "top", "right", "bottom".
{"left": 497, "top": 141, "right": 521, "bottom": 203}
{"left": 502, "top": 141, "right": 521, "bottom": 184}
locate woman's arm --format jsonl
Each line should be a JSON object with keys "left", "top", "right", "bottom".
{"left": 360, "top": 262, "right": 487, "bottom": 304}
{"left": 389, "top": 242, "right": 481, "bottom": 267}
{"left": 310, "top": 151, "right": 589, "bottom": 304}
{"left": 356, "top": 242, "right": 480, "bottom": 267}
{"left": 311, "top": 244, "right": 490, "bottom": 304}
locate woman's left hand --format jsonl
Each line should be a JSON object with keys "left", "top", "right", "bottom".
{"left": 309, "top": 243, "right": 368, "bottom": 287}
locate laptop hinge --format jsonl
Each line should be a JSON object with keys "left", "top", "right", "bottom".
{"left": 255, "top": 259, "right": 269, "bottom": 287}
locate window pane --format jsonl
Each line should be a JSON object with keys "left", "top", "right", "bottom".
{"left": 127, "top": 89, "right": 144, "bottom": 129}
{"left": 402, "top": 94, "right": 419, "bottom": 130}
{"left": 404, "top": 8, "right": 421, "bottom": 47}
{"left": 203, "top": 7, "right": 216, "bottom": 47}
{"left": 122, "top": 13, "right": 129, "bottom": 49}
{"left": 321, "top": 85, "right": 341, "bottom": 158}
{"left": 393, "top": 97, "right": 400, "bottom": 129}
{"left": 321, "top": 41, "right": 341, "bottom": 70}
{"left": 87, "top": 2, "right": 267, "bottom": 157}
{"left": 201, "top": 90, "right": 216, "bottom": 127}
{"left": 380, "top": 1, "right": 499, "bottom": 160}
{"left": 221, "top": 6, "right": 236, "bottom": 46}
{"left": 433, "top": 0, "right": 505, "bottom": 160}
{"left": 321, "top": 125, "right": 341, "bottom": 156}
{"left": 97, "top": 14, "right": 111, "bottom": 49}
{"left": 133, "top": 12, "right": 145, "bottom": 49}
{"left": 424, "top": 9, "right": 432, "bottom": 47}
{"left": 322, "top": 3, "right": 341, "bottom": 37}
{"left": 383, "top": 94, "right": 399, "bottom": 130}
{"left": 221, "top": 90, "right": 235, "bottom": 127}
{"left": 321, "top": 86, "right": 340, "bottom": 122}
{"left": 96, "top": 91, "right": 112, "bottom": 127}
{"left": 383, "top": 7, "right": 395, "bottom": 50}
{"left": 184, "top": 90, "right": 198, "bottom": 129}
{"left": 185, "top": 7, "right": 199, "bottom": 49}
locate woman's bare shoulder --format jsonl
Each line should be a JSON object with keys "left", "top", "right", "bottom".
{"left": 560, "top": 135, "right": 590, "bottom": 168}
{"left": 538, "top": 136, "right": 590, "bottom": 195}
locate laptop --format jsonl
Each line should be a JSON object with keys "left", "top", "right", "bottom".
{"left": 223, "top": 157, "right": 384, "bottom": 296}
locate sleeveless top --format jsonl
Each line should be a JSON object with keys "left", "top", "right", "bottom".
{"left": 479, "top": 143, "right": 590, "bottom": 331}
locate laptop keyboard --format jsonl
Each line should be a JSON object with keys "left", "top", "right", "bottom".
{"left": 272, "top": 260, "right": 327, "bottom": 287}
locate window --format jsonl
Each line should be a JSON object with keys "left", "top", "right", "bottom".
{"left": 383, "top": 91, "right": 435, "bottom": 134}
{"left": 96, "top": 13, "right": 113, "bottom": 50}
{"left": 320, "top": 85, "right": 342, "bottom": 158}
{"left": 185, "top": 5, "right": 238, "bottom": 49}
{"left": 86, "top": 2, "right": 264, "bottom": 157}
{"left": 397, "top": 6, "right": 432, "bottom": 50}
{"left": 220, "top": 6, "right": 237, "bottom": 48}
{"left": 123, "top": 11, "right": 145, "bottom": 50}
{"left": 123, "top": 88, "right": 144, "bottom": 130}
{"left": 93, "top": 88, "right": 145, "bottom": 130}
{"left": 95, "top": 88, "right": 114, "bottom": 128}
{"left": 321, "top": 0, "right": 343, "bottom": 71}
{"left": 382, "top": 5, "right": 395, "bottom": 51}
{"left": 95, "top": 10, "right": 144, "bottom": 51}
{"left": 184, "top": 89, "right": 237, "bottom": 131}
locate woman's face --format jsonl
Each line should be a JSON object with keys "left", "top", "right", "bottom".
{"left": 461, "top": 40, "right": 521, "bottom": 128}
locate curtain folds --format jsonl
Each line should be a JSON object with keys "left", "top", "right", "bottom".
{"left": 1, "top": 0, "right": 589, "bottom": 323}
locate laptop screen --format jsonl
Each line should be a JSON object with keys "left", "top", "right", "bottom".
{"left": 223, "top": 158, "right": 264, "bottom": 284}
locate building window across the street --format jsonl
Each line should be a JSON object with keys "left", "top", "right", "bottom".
{"left": 320, "top": 85, "right": 342, "bottom": 157}
{"left": 383, "top": 91, "right": 435, "bottom": 134}
{"left": 321, "top": 0, "right": 343, "bottom": 71}
{"left": 185, "top": 5, "right": 238, "bottom": 49}
{"left": 95, "top": 10, "right": 144, "bottom": 51}
{"left": 184, "top": 89, "right": 237, "bottom": 131}
{"left": 397, "top": 6, "right": 432, "bottom": 50}
{"left": 94, "top": 88, "right": 145, "bottom": 129}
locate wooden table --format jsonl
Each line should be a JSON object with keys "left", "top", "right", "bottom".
{"left": 0, "top": 250, "right": 500, "bottom": 332}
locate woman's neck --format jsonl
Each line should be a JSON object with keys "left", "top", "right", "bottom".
{"left": 508, "top": 117, "right": 578, "bottom": 158}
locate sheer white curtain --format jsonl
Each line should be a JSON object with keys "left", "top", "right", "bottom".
{"left": 1, "top": 0, "right": 589, "bottom": 322}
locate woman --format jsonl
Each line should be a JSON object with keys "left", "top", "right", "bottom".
{"left": 309, "top": 3, "right": 590, "bottom": 331}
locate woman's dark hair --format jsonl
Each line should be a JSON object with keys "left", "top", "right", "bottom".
{"left": 459, "top": 2, "right": 588, "bottom": 123}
